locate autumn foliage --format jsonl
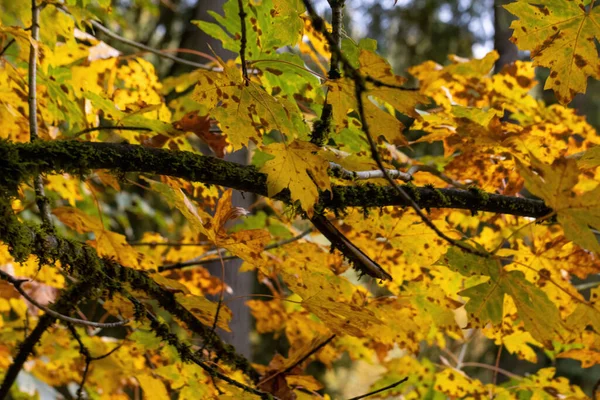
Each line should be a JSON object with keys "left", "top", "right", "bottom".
{"left": 0, "top": 0, "right": 600, "bottom": 399}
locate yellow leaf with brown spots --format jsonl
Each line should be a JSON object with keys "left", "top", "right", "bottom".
{"left": 505, "top": 0, "right": 600, "bottom": 105}
{"left": 192, "top": 62, "right": 301, "bottom": 150}
{"left": 260, "top": 140, "right": 331, "bottom": 216}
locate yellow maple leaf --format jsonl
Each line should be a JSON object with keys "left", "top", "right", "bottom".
{"left": 260, "top": 140, "right": 331, "bottom": 216}
{"left": 192, "top": 62, "right": 300, "bottom": 150}
{"left": 505, "top": 0, "right": 600, "bottom": 105}
{"left": 137, "top": 374, "right": 170, "bottom": 400}
{"left": 517, "top": 156, "right": 600, "bottom": 253}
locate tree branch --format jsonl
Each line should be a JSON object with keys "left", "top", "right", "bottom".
{"left": 28, "top": 0, "right": 53, "bottom": 229}
{"left": 0, "top": 199, "right": 261, "bottom": 384}
{"left": 89, "top": 20, "right": 211, "bottom": 71}
{"left": 0, "top": 140, "right": 553, "bottom": 219}
{"left": 330, "top": 162, "right": 412, "bottom": 182}
{"left": 327, "top": 0, "right": 345, "bottom": 79}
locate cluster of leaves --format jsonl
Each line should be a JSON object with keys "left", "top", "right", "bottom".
{"left": 0, "top": 0, "right": 599, "bottom": 399}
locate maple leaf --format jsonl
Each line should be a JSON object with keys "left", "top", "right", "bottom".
{"left": 259, "top": 140, "right": 331, "bottom": 216}
{"left": 192, "top": 62, "right": 300, "bottom": 150}
{"left": 443, "top": 247, "right": 564, "bottom": 346}
{"left": 504, "top": 0, "right": 600, "bottom": 105}
{"left": 517, "top": 156, "right": 600, "bottom": 253}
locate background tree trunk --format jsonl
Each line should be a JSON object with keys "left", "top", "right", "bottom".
{"left": 171, "top": 0, "right": 254, "bottom": 359}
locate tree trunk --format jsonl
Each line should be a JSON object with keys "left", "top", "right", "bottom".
{"left": 171, "top": 0, "right": 253, "bottom": 359}
{"left": 493, "top": 0, "right": 519, "bottom": 73}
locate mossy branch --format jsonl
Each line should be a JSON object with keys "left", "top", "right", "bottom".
{"left": 0, "top": 199, "right": 261, "bottom": 384}
{"left": 0, "top": 140, "right": 552, "bottom": 219}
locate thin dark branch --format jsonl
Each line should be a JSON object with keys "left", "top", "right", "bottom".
{"left": 130, "top": 241, "right": 212, "bottom": 247}
{"left": 237, "top": 0, "right": 249, "bottom": 83}
{"left": 282, "top": 334, "right": 335, "bottom": 375}
{"left": 347, "top": 377, "right": 408, "bottom": 400}
{"left": 72, "top": 125, "right": 151, "bottom": 138}
{"left": 258, "top": 334, "right": 336, "bottom": 389}
{"left": 0, "top": 38, "right": 15, "bottom": 57}
{"left": 159, "top": 228, "right": 313, "bottom": 272}
{"left": 89, "top": 20, "right": 211, "bottom": 70}
{"left": 68, "top": 323, "right": 123, "bottom": 399}
{"left": 311, "top": 214, "right": 392, "bottom": 280}
{"left": 1, "top": 140, "right": 554, "bottom": 219}
{"left": 0, "top": 270, "right": 130, "bottom": 328}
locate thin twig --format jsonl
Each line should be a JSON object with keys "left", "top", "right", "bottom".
{"left": 330, "top": 162, "right": 412, "bottom": 181}
{"left": 130, "top": 241, "right": 212, "bottom": 247}
{"left": 460, "top": 362, "right": 522, "bottom": 380}
{"left": 493, "top": 345, "right": 502, "bottom": 386}
{"left": 259, "top": 334, "right": 336, "bottom": 388}
{"left": 347, "top": 377, "right": 408, "bottom": 400}
{"left": 159, "top": 228, "right": 313, "bottom": 272}
{"left": 68, "top": 323, "right": 122, "bottom": 399}
{"left": 281, "top": 334, "right": 335, "bottom": 376}
{"left": 89, "top": 20, "right": 210, "bottom": 70}
{"left": 72, "top": 125, "right": 151, "bottom": 138}
{"left": 237, "top": 0, "right": 249, "bottom": 83}
{"left": 197, "top": 249, "right": 228, "bottom": 358}
{"left": 0, "top": 270, "right": 130, "bottom": 328}
{"left": 0, "top": 38, "right": 15, "bottom": 57}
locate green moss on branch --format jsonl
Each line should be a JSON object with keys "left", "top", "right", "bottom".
{"left": 0, "top": 140, "right": 553, "bottom": 218}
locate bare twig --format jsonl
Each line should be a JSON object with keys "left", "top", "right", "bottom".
{"left": 72, "top": 125, "right": 151, "bottom": 138}
{"left": 68, "top": 323, "right": 122, "bottom": 399}
{"left": 159, "top": 228, "right": 313, "bottom": 272}
{"left": 89, "top": 20, "right": 210, "bottom": 70}
{"left": 237, "top": 0, "right": 249, "bottom": 83}
{"left": 0, "top": 270, "right": 130, "bottom": 329}
{"left": 0, "top": 38, "right": 15, "bottom": 57}
{"left": 460, "top": 362, "right": 522, "bottom": 380}
{"left": 347, "top": 377, "right": 408, "bottom": 400}
{"left": 259, "top": 334, "right": 336, "bottom": 388}
{"left": 330, "top": 162, "right": 412, "bottom": 181}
